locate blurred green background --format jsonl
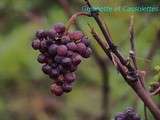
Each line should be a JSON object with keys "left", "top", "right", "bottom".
{"left": 0, "top": 0, "right": 159, "bottom": 120}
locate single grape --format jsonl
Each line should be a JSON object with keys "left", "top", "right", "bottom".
{"left": 37, "top": 54, "right": 47, "bottom": 63}
{"left": 32, "top": 39, "right": 41, "bottom": 50}
{"left": 72, "top": 54, "right": 82, "bottom": 66}
{"left": 62, "top": 83, "right": 72, "bottom": 93}
{"left": 69, "top": 31, "right": 83, "bottom": 40}
{"left": 57, "top": 45, "right": 68, "bottom": 56}
{"left": 53, "top": 23, "right": 65, "bottom": 34}
{"left": 48, "top": 44, "right": 57, "bottom": 56}
{"left": 64, "top": 72, "right": 76, "bottom": 83}
{"left": 62, "top": 57, "right": 72, "bottom": 67}
{"left": 66, "top": 50, "right": 74, "bottom": 57}
{"left": 81, "top": 37, "right": 90, "bottom": 47}
{"left": 48, "top": 29, "right": 56, "bottom": 39}
{"left": 46, "top": 40, "right": 54, "bottom": 47}
{"left": 50, "top": 68, "right": 60, "bottom": 78}
{"left": 82, "top": 47, "right": 92, "bottom": 58}
{"left": 40, "top": 40, "right": 48, "bottom": 52}
{"left": 54, "top": 55, "right": 64, "bottom": 64}
{"left": 50, "top": 84, "right": 63, "bottom": 96}
{"left": 66, "top": 42, "right": 77, "bottom": 51}
{"left": 42, "top": 64, "right": 52, "bottom": 74}
{"left": 76, "top": 43, "right": 87, "bottom": 55}
{"left": 36, "top": 29, "right": 45, "bottom": 39}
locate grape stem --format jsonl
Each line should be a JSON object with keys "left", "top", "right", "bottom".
{"left": 65, "top": 12, "right": 90, "bottom": 33}
{"left": 129, "top": 15, "right": 148, "bottom": 120}
{"left": 85, "top": 0, "right": 160, "bottom": 119}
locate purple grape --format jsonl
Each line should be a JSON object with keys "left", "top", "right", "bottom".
{"left": 48, "top": 29, "right": 56, "bottom": 39}
{"left": 36, "top": 29, "right": 45, "bottom": 39}
{"left": 50, "top": 68, "right": 60, "bottom": 78}
{"left": 46, "top": 40, "right": 54, "bottom": 47}
{"left": 48, "top": 44, "right": 57, "bottom": 56}
{"left": 76, "top": 43, "right": 87, "bottom": 55}
{"left": 64, "top": 72, "right": 76, "bottom": 83}
{"left": 69, "top": 31, "right": 84, "bottom": 40}
{"left": 53, "top": 23, "right": 65, "bottom": 34}
{"left": 40, "top": 40, "right": 48, "bottom": 51}
{"left": 72, "top": 54, "right": 82, "bottom": 66}
{"left": 66, "top": 50, "right": 74, "bottom": 57}
{"left": 81, "top": 37, "right": 90, "bottom": 47}
{"left": 57, "top": 45, "right": 68, "bottom": 56}
{"left": 32, "top": 39, "right": 41, "bottom": 50}
{"left": 54, "top": 55, "right": 64, "bottom": 64}
{"left": 62, "top": 83, "right": 72, "bottom": 93}
{"left": 62, "top": 57, "right": 72, "bottom": 67}
{"left": 82, "top": 47, "right": 92, "bottom": 58}
{"left": 37, "top": 54, "right": 47, "bottom": 63}
{"left": 50, "top": 84, "right": 63, "bottom": 96}
{"left": 42, "top": 64, "right": 52, "bottom": 74}
{"left": 70, "top": 64, "right": 77, "bottom": 72}
{"left": 66, "top": 42, "right": 77, "bottom": 51}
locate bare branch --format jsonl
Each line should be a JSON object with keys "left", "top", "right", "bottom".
{"left": 85, "top": 0, "right": 160, "bottom": 119}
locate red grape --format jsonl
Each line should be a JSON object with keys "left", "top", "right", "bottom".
{"left": 57, "top": 45, "right": 68, "bottom": 56}
{"left": 64, "top": 72, "right": 76, "bottom": 83}
{"left": 32, "top": 39, "right": 41, "bottom": 50}
{"left": 48, "top": 44, "right": 57, "bottom": 56}
{"left": 50, "top": 84, "right": 63, "bottom": 96}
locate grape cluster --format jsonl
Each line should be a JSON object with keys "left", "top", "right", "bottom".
{"left": 32, "top": 23, "right": 92, "bottom": 96}
{"left": 114, "top": 107, "right": 141, "bottom": 120}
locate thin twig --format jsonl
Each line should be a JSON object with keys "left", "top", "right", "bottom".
{"left": 92, "top": 49, "right": 110, "bottom": 120}
{"left": 129, "top": 16, "right": 148, "bottom": 120}
{"left": 151, "top": 86, "right": 160, "bottom": 96}
{"left": 145, "top": 29, "right": 160, "bottom": 73}
{"left": 129, "top": 15, "right": 137, "bottom": 70}
{"left": 91, "top": 28, "right": 112, "bottom": 62}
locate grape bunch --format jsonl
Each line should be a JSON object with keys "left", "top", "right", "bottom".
{"left": 32, "top": 23, "right": 92, "bottom": 96}
{"left": 114, "top": 107, "right": 141, "bottom": 120}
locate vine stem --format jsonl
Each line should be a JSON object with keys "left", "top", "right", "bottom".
{"left": 129, "top": 16, "right": 148, "bottom": 120}
{"left": 65, "top": 12, "right": 90, "bottom": 33}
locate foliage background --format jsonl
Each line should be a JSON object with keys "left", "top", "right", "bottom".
{"left": 0, "top": 0, "right": 159, "bottom": 120}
